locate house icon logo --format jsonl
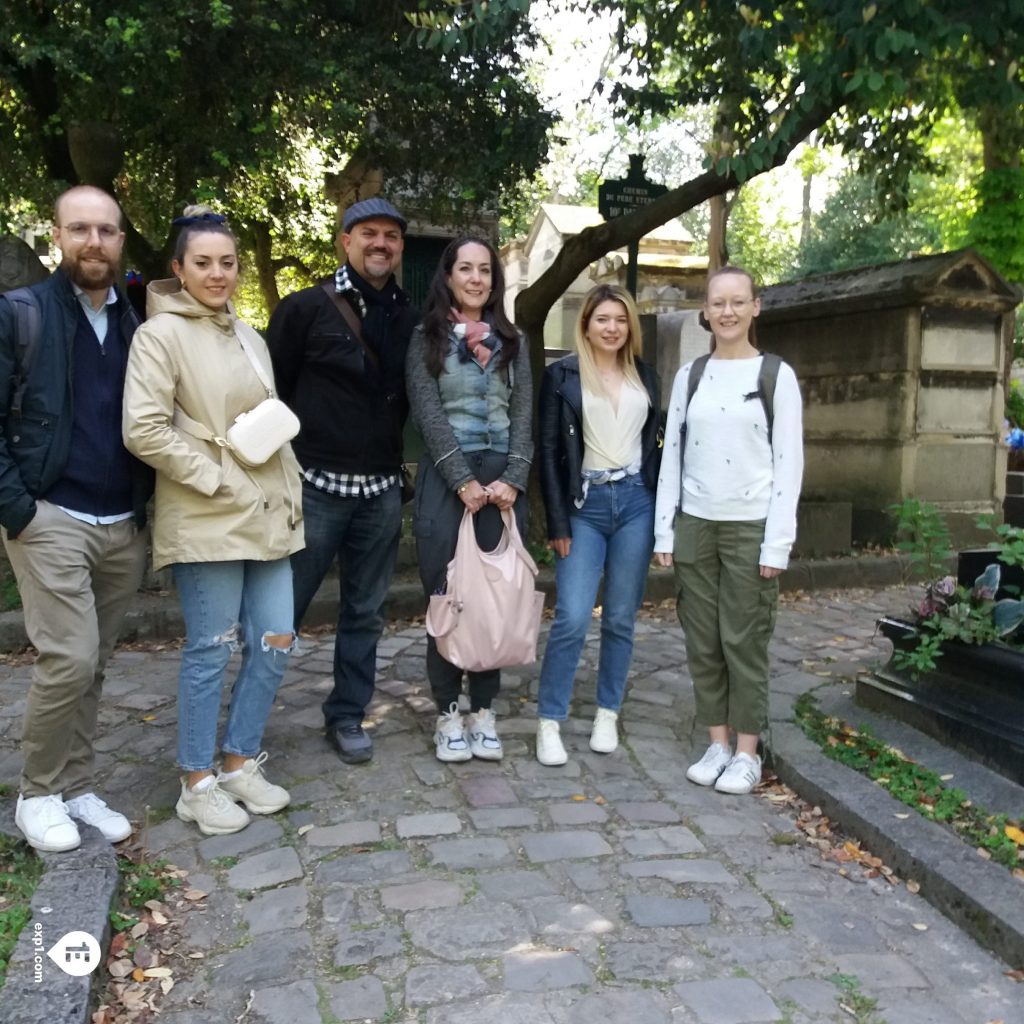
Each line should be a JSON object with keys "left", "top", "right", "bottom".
{"left": 46, "top": 931, "right": 101, "bottom": 977}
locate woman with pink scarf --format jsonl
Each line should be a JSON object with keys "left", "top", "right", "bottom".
{"left": 406, "top": 236, "right": 533, "bottom": 763}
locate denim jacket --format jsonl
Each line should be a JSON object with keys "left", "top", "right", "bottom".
{"left": 438, "top": 334, "right": 512, "bottom": 453}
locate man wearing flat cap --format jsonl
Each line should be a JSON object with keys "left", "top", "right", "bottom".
{"left": 268, "top": 198, "right": 418, "bottom": 764}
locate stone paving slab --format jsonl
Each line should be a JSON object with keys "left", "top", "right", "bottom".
{"left": 2, "top": 579, "right": 1022, "bottom": 1024}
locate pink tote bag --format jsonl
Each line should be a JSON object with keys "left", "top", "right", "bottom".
{"left": 426, "top": 507, "right": 545, "bottom": 672}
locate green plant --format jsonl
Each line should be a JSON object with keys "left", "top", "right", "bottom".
{"left": 117, "top": 856, "right": 177, "bottom": 908}
{"left": 0, "top": 835, "right": 43, "bottom": 990}
{"left": 1007, "top": 379, "right": 1024, "bottom": 430}
{"left": 888, "top": 498, "right": 952, "bottom": 580}
{"left": 830, "top": 974, "right": 886, "bottom": 1023}
{"left": 0, "top": 570, "right": 20, "bottom": 613}
{"left": 796, "top": 694, "right": 1024, "bottom": 872}
{"left": 528, "top": 541, "right": 554, "bottom": 568}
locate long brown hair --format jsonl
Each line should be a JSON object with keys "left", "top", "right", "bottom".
{"left": 420, "top": 235, "right": 518, "bottom": 378}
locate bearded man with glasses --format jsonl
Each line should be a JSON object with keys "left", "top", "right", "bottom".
{"left": 0, "top": 185, "right": 153, "bottom": 852}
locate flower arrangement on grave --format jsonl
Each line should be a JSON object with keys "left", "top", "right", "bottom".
{"left": 888, "top": 500, "right": 1024, "bottom": 676}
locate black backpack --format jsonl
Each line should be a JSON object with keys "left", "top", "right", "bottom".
{"left": 2, "top": 287, "right": 42, "bottom": 418}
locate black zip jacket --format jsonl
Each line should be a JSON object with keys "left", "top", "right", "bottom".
{"left": 0, "top": 269, "right": 153, "bottom": 537}
{"left": 266, "top": 277, "right": 419, "bottom": 475}
{"left": 538, "top": 353, "right": 662, "bottom": 540}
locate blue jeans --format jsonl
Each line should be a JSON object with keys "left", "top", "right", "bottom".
{"left": 537, "top": 474, "right": 655, "bottom": 720}
{"left": 173, "top": 558, "right": 295, "bottom": 771}
{"left": 291, "top": 481, "right": 402, "bottom": 726}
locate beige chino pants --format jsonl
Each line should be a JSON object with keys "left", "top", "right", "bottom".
{"left": 3, "top": 500, "right": 148, "bottom": 798}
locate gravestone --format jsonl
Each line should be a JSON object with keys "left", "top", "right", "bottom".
{"left": 0, "top": 235, "right": 48, "bottom": 291}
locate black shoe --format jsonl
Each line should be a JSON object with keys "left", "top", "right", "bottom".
{"left": 327, "top": 722, "right": 373, "bottom": 764}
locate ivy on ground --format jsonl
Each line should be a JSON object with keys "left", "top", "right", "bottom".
{"left": 794, "top": 693, "right": 1024, "bottom": 873}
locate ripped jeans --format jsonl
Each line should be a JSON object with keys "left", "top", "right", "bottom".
{"left": 172, "top": 558, "right": 295, "bottom": 771}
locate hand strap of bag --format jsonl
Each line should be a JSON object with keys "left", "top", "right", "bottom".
{"left": 321, "top": 282, "right": 380, "bottom": 371}
{"left": 232, "top": 322, "right": 275, "bottom": 398}
{"left": 458, "top": 507, "right": 538, "bottom": 576}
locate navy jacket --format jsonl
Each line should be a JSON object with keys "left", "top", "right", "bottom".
{"left": 0, "top": 269, "right": 153, "bottom": 537}
{"left": 538, "top": 353, "right": 662, "bottom": 540}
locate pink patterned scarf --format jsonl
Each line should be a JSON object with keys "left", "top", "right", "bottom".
{"left": 449, "top": 309, "right": 493, "bottom": 367}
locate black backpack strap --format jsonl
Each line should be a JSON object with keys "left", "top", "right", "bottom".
{"left": 757, "top": 352, "right": 782, "bottom": 448}
{"left": 3, "top": 287, "right": 41, "bottom": 418}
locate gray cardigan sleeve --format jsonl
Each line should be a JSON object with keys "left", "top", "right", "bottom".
{"left": 405, "top": 326, "right": 534, "bottom": 493}
{"left": 406, "top": 326, "right": 475, "bottom": 491}
{"left": 499, "top": 334, "right": 533, "bottom": 492}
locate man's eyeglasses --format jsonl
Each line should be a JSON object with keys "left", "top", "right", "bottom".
{"left": 60, "top": 223, "right": 122, "bottom": 243}
{"left": 708, "top": 299, "right": 752, "bottom": 313}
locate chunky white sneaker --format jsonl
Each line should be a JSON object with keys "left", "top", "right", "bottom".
{"left": 466, "top": 709, "right": 503, "bottom": 761}
{"left": 536, "top": 718, "right": 568, "bottom": 766}
{"left": 686, "top": 742, "right": 733, "bottom": 786}
{"left": 217, "top": 753, "right": 291, "bottom": 814}
{"left": 435, "top": 703, "right": 472, "bottom": 762}
{"left": 65, "top": 792, "right": 132, "bottom": 843}
{"left": 714, "top": 752, "right": 762, "bottom": 795}
{"left": 16, "top": 794, "right": 80, "bottom": 852}
{"left": 176, "top": 777, "right": 250, "bottom": 835}
{"left": 589, "top": 708, "right": 619, "bottom": 754}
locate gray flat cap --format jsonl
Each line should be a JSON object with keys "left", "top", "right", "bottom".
{"left": 342, "top": 198, "right": 407, "bottom": 235}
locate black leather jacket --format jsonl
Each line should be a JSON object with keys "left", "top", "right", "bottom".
{"left": 538, "top": 353, "right": 662, "bottom": 540}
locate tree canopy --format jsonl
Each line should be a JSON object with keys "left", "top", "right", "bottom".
{"left": 0, "top": 1, "right": 552, "bottom": 295}
{"left": 441, "top": 0, "right": 1023, "bottom": 357}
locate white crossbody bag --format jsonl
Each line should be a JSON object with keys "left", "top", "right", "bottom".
{"left": 173, "top": 325, "right": 299, "bottom": 468}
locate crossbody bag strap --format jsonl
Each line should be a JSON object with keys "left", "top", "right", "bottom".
{"left": 232, "top": 322, "right": 274, "bottom": 398}
{"left": 321, "top": 282, "right": 380, "bottom": 371}
{"left": 172, "top": 405, "right": 228, "bottom": 448}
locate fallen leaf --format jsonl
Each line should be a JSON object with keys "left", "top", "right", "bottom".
{"left": 160, "top": 977, "right": 175, "bottom": 996}
{"left": 143, "top": 900, "right": 164, "bottom": 912}
{"left": 143, "top": 967, "right": 172, "bottom": 979}
{"left": 1005, "top": 825, "right": 1024, "bottom": 846}
{"left": 912, "top": 923, "right": 928, "bottom": 931}
{"left": 108, "top": 960, "right": 135, "bottom": 979}
{"left": 894, "top": 813, "right": 910, "bottom": 820}
{"left": 907, "top": 880, "right": 921, "bottom": 894}
{"left": 130, "top": 922, "right": 149, "bottom": 940}
{"left": 593, "top": 796, "right": 606, "bottom": 805}
{"left": 131, "top": 967, "right": 146, "bottom": 982}
{"left": 570, "top": 794, "right": 587, "bottom": 802}
{"left": 297, "top": 824, "right": 315, "bottom": 836}
{"left": 150, "top": 910, "right": 168, "bottom": 926}
{"left": 1003, "top": 968, "right": 1024, "bottom": 982}
{"left": 940, "top": 773, "right": 954, "bottom": 781}
{"left": 977, "top": 847, "right": 993, "bottom": 861}
{"left": 183, "top": 889, "right": 208, "bottom": 901}
{"left": 187, "top": 951, "right": 206, "bottom": 959}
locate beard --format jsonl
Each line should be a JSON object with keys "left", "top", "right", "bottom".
{"left": 61, "top": 252, "right": 117, "bottom": 292}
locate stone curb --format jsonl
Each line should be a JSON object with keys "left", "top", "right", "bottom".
{"left": 0, "top": 553, "right": 918, "bottom": 653}
{"left": 770, "top": 719, "right": 1024, "bottom": 968}
{"left": 0, "top": 808, "right": 118, "bottom": 1024}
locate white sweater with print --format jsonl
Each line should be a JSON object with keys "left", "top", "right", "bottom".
{"left": 653, "top": 355, "right": 804, "bottom": 569}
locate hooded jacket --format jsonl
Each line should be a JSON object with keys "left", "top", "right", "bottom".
{"left": 123, "top": 280, "right": 303, "bottom": 571}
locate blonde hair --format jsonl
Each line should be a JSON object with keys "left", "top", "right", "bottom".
{"left": 575, "top": 284, "right": 645, "bottom": 400}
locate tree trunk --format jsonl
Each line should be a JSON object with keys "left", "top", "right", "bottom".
{"left": 252, "top": 221, "right": 281, "bottom": 318}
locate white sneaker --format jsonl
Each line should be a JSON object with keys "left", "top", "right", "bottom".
{"left": 536, "top": 718, "right": 568, "bottom": 766}
{"left": 176, "top": 777, "right": 250, "bottom": 835}
{"left": 16, "top": 793, "right": 80, "bottom": 852}
{"left": 217, "top": 753, "right": 290, "bottom": 814}
{"left": 589, "top": 708, "right": 619, "bottom": 754}
{"left": 714, "top": 752, "right": 762, "bottom": 795}
{"left": 435, "top": 703, "right": 472, "bottom": 762}
{"left": 65, "top": 792, "right": 132, "bottom": 843}
{"left": 466, "top": 709, "right": 503, "bottom": 761}
{"left": 686, "top": 742, "right": 733, "bottom": 786}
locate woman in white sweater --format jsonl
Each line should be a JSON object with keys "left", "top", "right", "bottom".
{"left": 654, "top": 266, "right": 803, "bottom": 795}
